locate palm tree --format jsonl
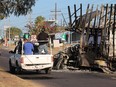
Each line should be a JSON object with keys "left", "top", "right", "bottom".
{"left": 28, "top": 16, "right": 45, "bottom": 35}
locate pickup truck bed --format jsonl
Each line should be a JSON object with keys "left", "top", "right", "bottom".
{"left": 21, "top": 54, "right": 53, "bottom": 70}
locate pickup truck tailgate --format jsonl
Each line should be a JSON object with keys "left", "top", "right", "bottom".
{"left": 22, "top": 54, "right": 53, "bottom": 64}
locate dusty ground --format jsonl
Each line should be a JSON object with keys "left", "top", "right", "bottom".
{"left": 0, "top": 68, "right": 45, "bottom": 87}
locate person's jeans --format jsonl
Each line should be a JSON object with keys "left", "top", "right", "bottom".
{"left": 38, "top": 44, "right": 48, "bottom": 54}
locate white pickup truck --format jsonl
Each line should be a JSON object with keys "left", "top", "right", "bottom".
{"left": 9, "top": 41, "right": 53, "bottom": 74}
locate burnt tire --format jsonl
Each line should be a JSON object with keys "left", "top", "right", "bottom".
{"left": 45, "top": 68, "right": 52, "bottom": 74}
{"left": 55, "top": 57, "right": 64, "bottom": 70}
{"left": 53, "top": 52, "right": 64, "bottom": 70}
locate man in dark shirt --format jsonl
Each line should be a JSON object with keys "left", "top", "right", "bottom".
{"left": 37, "top": 27, "right": 49, "bottom": 54}
{"left": 23, "top": 39, "right": 34, "bottom": 55}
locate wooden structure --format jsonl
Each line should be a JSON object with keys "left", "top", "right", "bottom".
{"left": 68, "top": 4, "right": 116, "bottom": 71}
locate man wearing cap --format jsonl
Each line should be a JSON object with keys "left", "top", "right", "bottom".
{"left": 23, "top": 38, "right": 34, "bottom": 55}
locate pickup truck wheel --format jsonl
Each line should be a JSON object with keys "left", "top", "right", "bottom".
{"left": 45, "top": 68, "right": 52, "bottom": 74}
{"left": 15, "top": 67, "right": 21, "bottom": 74}
{"left": 9, "top": 60, "right": 15, "bottom": 74}
{"left": 15, "top": 62, "right": 21, "bottom": 74}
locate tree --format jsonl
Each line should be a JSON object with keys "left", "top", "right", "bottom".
{"left": 0, "top": 0, "right": 36, "bottom": 19}
{"left": 6, "top": 27, "right": 22, "bottom": 39}
{"left": 29, "top": 16, "right": 65, "bottom": 35}
{"left": 28, "top": 16, "right": 45, "bottom": 35}
{"left": 35, "top": 16, "right": 45, "bottom": 28}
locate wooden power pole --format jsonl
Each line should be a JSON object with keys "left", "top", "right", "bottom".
{"left": 51, "top": 3, "right": 61, "bottom": 25}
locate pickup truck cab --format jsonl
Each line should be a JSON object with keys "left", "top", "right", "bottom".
{"left": 9, "top": 41, "right": 53, "bottom": 74}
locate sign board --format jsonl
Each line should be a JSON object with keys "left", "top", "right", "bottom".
{"left": 53, "top": 40, "right": 60, "bottom": 47}
{"left": 61, "top": 33, "right": 66, "bottom": 41}
{"left": 4, "top": 26, "right": 10, "bottom": 30}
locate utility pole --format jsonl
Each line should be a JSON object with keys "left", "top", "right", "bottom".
{"left": 51, "top": 3, "right": 61, "bottom": 26}
{"left": 28, "top": 11, "right": 32, "bottom": 33}
{"left": 3, "top": 17, "right": 11, "bottom": 47}
{"left": 25, "top": 11, "right": 32, "bottom": 34}
{"left": 8, "top": 17, "right": 11, "bottom": 46}
{"left": 4, "top": 17, "right": 7, "bottom": 47}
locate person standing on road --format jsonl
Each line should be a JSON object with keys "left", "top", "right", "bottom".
{"left": 23, "top": 38, "right": 34, "bottom": 55}
{"left": 37, "top": 27, "right": 49, "bottom": 54}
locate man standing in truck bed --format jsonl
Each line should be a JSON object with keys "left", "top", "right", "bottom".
{"left": 37, "top": 27, "right": 49, "bottom": 54}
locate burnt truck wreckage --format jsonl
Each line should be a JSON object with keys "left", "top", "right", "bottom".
{"left": 53, "top": 44, "right": 80, "bottom": 70}
{"left": 53, "top": 4, "right": 116, "bottom": 73}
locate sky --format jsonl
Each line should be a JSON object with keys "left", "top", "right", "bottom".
{"left": 0, "top": 0, "right": 115, "bottom": 36}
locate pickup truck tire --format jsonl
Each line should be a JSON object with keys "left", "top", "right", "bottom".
{"left": 9, "top": 60, "right": 16, "bottom": 74}
{"left": 45, "top": 68, "right": 52, "bottom": 74}
{"left": 15, "top": 61, "right": 22, "bottom": 74}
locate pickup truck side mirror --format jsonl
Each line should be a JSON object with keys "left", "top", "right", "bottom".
{"left": 9, "top": 50, "right": 15, "bottom": 54}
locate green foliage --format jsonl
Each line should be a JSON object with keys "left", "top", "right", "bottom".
{"left": 0, "top": 0, "right": 36, "bottom": 18}
{"left": 6, "top": 27, "right": 22, "bottom": 39}
{"left": 29, "top": 16, "right": 67, "bottom": 35}
{"left": 0, "top": 15, "right": 5, "bottom": 20}
{"left": 35, "top": 16, "right": 45, "bottom": 27}
{"left": 29, "top": 16, "right": 45, "bottom": 35}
